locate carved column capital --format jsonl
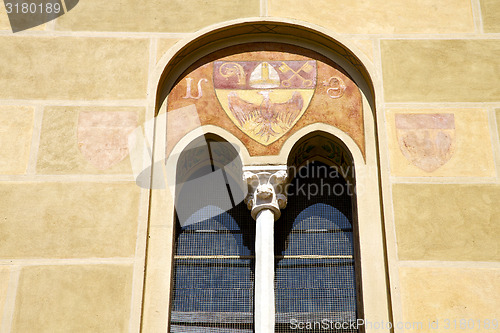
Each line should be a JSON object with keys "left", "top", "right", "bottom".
{"left": 243, "top": 166, "right": 288, "bottom": 221}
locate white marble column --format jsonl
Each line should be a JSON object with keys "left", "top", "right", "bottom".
{"left": 243, "top": 166, "right": 287, "bottom": 333}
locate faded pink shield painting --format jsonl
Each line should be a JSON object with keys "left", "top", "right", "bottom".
{"left": 78, "top": 111, "right": 137, "bottom": 170}
{"left": 395, "top": 113, "right": 455, "bottom": 172}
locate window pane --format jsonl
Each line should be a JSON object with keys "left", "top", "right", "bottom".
{"left": 176, "top": 206, "right": 253, "bottom": 256}
{"left": 171, "top": 205, "right": 254, "bottom": 332}
{"left": 275, "top": 162, "right": 358, "bottom": 333}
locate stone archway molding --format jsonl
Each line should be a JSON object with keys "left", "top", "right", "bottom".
{"left": 139, "top": 17, "right": 390, "bottom": 333}
{"left": 151, "top": 17, "right": 379, "bottom": 116}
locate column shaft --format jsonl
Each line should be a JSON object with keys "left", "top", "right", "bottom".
{"left": 243, "top": 167, "right": 287, "bottom": 333}
{"left": 254, "top": 209, "right": 275, "bottom": 333}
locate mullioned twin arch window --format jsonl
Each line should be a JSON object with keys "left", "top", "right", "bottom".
{"left": 142, "top": 19, "right": 390, "bottom": 333}
{"left": 169, "top": 134, "right": 361, "bottom": 333}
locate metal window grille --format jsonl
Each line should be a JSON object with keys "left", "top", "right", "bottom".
{"left": 170, "top": 204, "right": 255, "bottom": 332}
{"left": 275, "top": 161, "right": 359, "bottom": 333}
{"left": 170, "top": 156, "right": 358, "bottom": 332}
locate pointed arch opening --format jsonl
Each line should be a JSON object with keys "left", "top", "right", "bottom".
{"left": 273, "top": 132, "right": 363, "bottom": 332}
{"left": 170, "top": 134, "right": 255, "bottom": 332}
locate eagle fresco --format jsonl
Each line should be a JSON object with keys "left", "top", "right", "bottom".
{"left": 227, "top": 91, "right": 304, "bottom": 142}
{"left": 214, "top": 60, "right": 317, "bottom": 145}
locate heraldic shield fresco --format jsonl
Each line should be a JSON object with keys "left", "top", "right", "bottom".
{"left": 166, "top": 43, "right": 364, "bottom": 157}
{"left": 395, "top": 113, "right": 455, "bottom": 172}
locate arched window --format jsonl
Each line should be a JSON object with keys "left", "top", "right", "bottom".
{"left": 169, "top": 136, "right": 255, "bottom": 332}
{"left": 170, "top": 135, "right": 362, "bottom": 332}
{"left": 141, "top": 20, "right": 391, "bottom": 333}
{"left": 170, "top": 206, "right": 255, "bottom": 332}
{"left": 275, "top": 161, "right": 359, "bottom": 332}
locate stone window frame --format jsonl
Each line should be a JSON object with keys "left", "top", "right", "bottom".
{"left": 168, "top": 131, "right": 364, "bottom": 332}
{"left": 139, "top": 18, "right": 392, "bottom": 333}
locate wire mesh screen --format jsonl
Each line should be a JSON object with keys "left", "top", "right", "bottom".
{"left": 171, "top": 204, "right": 255, "bottom": 332}
{"left": 176, "top": 206, "right": 254, "bottom": 256}
{"left": 275, "top": 161, "right": 358, "bottom": 333}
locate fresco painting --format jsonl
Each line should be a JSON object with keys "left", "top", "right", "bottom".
{"left": 395, "top": 113, "right": 455, "bottom": 172}
{"left": 167, "top": 43, "right": 364, "bottom": 157}
{"left": 77, "top": 111, "right": 138, "bottom": 170}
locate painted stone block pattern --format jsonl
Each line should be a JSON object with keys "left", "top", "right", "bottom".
{"left": 0, "top": 2, "right": 11, "bottom": 30}
{"left": 37, "top": 106, "right": 144, "bottom": 174}
{"left": 393, "top": 184, "right": 500, "bottom": 261}
{"left": 156, "top": 39, "right": 180, "bottom": 63}
{"left": 0, "top": 37, "right": 149, "bottom": 100}
{"left": 268, "top": 0, "right": 474, "bottom": 34}
{"left": 0, "top": 267, "right": 10, "bottom": 330}
{"left": 54, "top": 0, "right": 259, "bottom": 32}
{"left": 0, "top": 106, "right": 34, "bottom": 175}
{"left": 381, "top": 40, "right": 500, "bottom": 103}
{"left": 496, "top": 109, "right": 500, "bottom": 142}
{"left": 0, "top": 182, "right": 140, "bottom": 258}
{"left": 350, "top": 39, "right": 374, "bottom": 63}
{"left": 167, "top": 43, "right": 364, "bottom": 157}
{"left": 399, "top": 267, "right": 500, "bottom": 332}
{"left": 13, "top": 265, "right": 133, "bottom": 332}
{"left": 481, "top": 0, "right": 500, "bottom": 33}
{"left": 387, "top": 109, "right": 495, "bottom": 177}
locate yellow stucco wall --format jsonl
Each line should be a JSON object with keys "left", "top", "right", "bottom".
{"left": 381, "top": 39, "right": 500, "bottom": 103}
{"left": 13, "top": 265, "right": 133, "bottom": 332}
{"left": 399, "top": 267, "right": 500, "bottom": 332}
{"left": 0, "top": 106, "right": 34, "bottom": 174}
{"left": 0, "top": 0, "right": 498, "bottom": 331}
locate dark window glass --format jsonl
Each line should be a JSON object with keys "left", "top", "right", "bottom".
{"left": 275, "top": 161, "right": 358, "bottom": 333}
{"left": 171, "top": 205, "right": 255, "bottom": 332}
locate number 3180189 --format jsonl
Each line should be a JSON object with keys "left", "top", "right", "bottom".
{"left": 5, "top": 2, "right": 61, "bottom": 14}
